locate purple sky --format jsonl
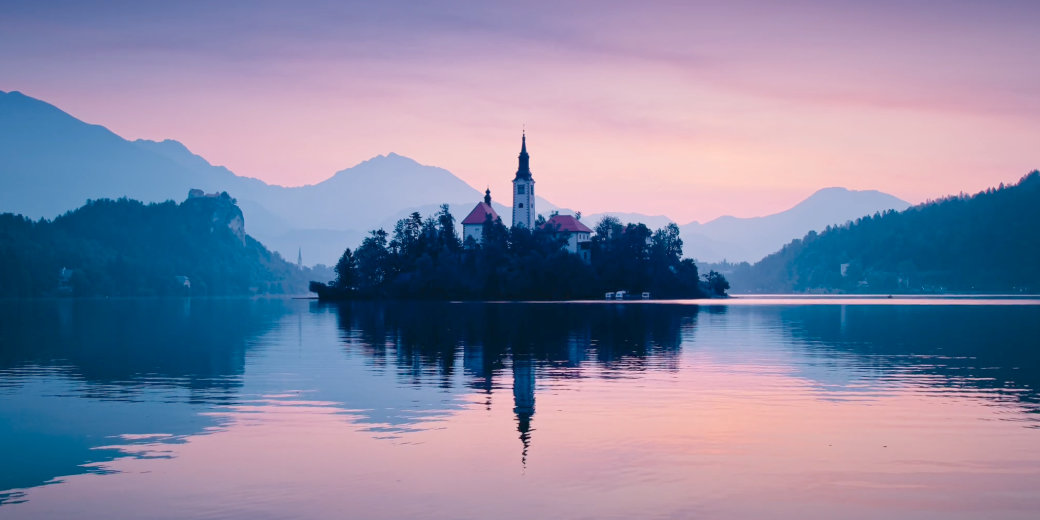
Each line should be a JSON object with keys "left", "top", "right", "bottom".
{"left": 2, "top": 0, "right": 1038, "bottom": 222}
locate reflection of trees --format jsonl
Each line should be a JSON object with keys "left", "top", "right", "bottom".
{"left": 326, "top": 301, "right": 695, "bottom": 464}
{"left": 779, "top": 304, "right": 1040, "bottom": 410}
{"left": 0, "top": 298, "right": 288, "bottom": 502}
{"left": 327, "top": 302, "right": 693, "bottom": 383}
{"left": 0, "top": 298, "right": 287, "bottom": 394}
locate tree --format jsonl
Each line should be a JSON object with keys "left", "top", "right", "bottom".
{"left": 0, "top": 195, "right": 311, "bottom": 297}
{"left": 593, "top": 216, "right": 623, "bottom": 242}
{"left": 436, "top": 204, "right": 460, "bottom": 251}
{"left": 390, "top": 212, "right": 423, "bottom": 261}
{"left": 311, "top": 205, "right": 710, "bottom": 300}
{"left": 651, "top": 223, "right": 683, "bottom": 267}
{"left": 355, "top": 229, "right": 390, "bottom": 290}
{"left": 704, "top": 270, "right": 730, "bottom": 297}
{"left": 333, "top": 248, "right": 357, "bottom": 290}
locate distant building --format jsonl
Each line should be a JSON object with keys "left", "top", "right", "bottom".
{"left": 187, "top": 188, "right": 220, "bottom": 199}
{"left": 461, "top": 188, "right": 501, "bottom": 244}
{"left": 512, "top": 133, "right": 535, "bottom": 228}
{"left": 543, "top": 214, "right": 592, "bottom": 263}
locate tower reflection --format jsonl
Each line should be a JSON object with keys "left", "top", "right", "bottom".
{"left": 325, "top": 301, "right": 693, "bottom": 466}
{"left": 512, "top": 355, "right": 535, "bottom": 467}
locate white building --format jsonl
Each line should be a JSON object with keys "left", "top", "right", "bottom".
{"left": 512, "top": 133, "right": 535, "bottom": 228}
{"left": 461, "top": 188, "right": 501, "bottom": 244}
{"left": 543, "top": 214, "right": 592, "bottom": 263}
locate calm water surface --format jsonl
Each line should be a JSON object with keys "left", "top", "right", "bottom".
{"left": 1, "top": 297, "right": 1038, "bottom": 519}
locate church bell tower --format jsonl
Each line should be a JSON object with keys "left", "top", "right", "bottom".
{"left": 512, "top": 132, "right": 535, "bottom": 228}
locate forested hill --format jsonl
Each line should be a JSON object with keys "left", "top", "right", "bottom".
{"left": 727, "top": 171, "right": 1040, "bottom": 293}
{"left": 0, "top": 193, "right": 319, "bottom": 297}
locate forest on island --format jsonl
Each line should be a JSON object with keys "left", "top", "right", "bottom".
{"left": 716, "top": 170, "right": 1040, "bottom": 293}
{"left": 311, "top": 206, "right": 727, "bottom": 300}
{"left": 0, "top": 194, "right": 321, "bottom": 297}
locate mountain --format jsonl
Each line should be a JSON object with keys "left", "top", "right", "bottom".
{"left": 679, "top": 187, "right": 911, "bottom": 263}
{"left": 583, "top": 211, "right": 675, "bottom": 231}
{"left": 133, "top": 143, "right": 490, "bottom": 264}
{"left": 0, "top": 91, "right": 493, "bottom": 265}
{"left": 1, "top": 90, "right": 912, "bottom": 267}
{"left": 0, "top": 194, "right": 319, "bottom": 297}
{"left": 246, "top": 153, "right": 481, "bottom": 231}
{"left": 0, "top": 91, "right": 240, "bottom": 217}
{"left": 725, "top": 171, "right": 1040, "bottom": 293}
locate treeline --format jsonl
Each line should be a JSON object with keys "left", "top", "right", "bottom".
{"left": 312, "top": 205, "right": 725, "bottom": 300}
{"left": 724, "top": 170, "right": 1040, "bottom": 293}
{"left": 0, "top": 194, "right": 321, "bottom": 297}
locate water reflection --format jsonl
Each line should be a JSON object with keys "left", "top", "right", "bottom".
{"left": 0, "top": 298, "right": 1038, "bottom": 518}
{"left": 0, "top": 298, "right": 288, "bottom": 501}
{"left": 318, "top": 301, "right": 697, "bottom": 464}
{"left": 779, "top": 304, "right": 1040, "bottom": 413}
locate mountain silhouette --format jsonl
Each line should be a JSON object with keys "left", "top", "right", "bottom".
{"left": 0, "top": 91, "right": 493, "bottom": 264}
{"left": 680, "top": 187, "right": 911, "bottom": 263}
{"left": 1, "top": 90, "right": 910, "bottom": 266}
{"left": 0, "top": 91, "right": 240, "bottom": 215}
{"left": 728, "top": 172, "right": 1040, "bottom": 292}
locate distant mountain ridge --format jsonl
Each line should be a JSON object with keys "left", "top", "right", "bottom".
{"left": 725, "top": 171, "right": 1040, "bottom": 293}
{"left": 680, "top": 188, "right": 912, "bottom": 263}
{"left": 1, "top": 90, "right": 909, "bottom": 266}
{"left": 0, "top": 91, "right": 235, "bottom": 214}
{"left": 0, "top": 90, "right": 500, "bottom": 264}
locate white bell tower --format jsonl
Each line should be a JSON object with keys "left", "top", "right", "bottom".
{"left": 512, "top": 132, "right": 535, "bottom": 228}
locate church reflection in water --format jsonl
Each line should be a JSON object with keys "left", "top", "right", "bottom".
{"left": 326, "top": 301, "right": 694, "bottom": 464}
{"left": 512, "top": 355, "right": 535, "bottom": 466}
{"left": 324, "top": 300, "right": 1040, "bottom": 464}
{"left": 3, "top": 298, "right": 1039, "bottom": 501}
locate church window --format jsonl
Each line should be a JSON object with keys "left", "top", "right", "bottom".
{"left": 517, "top": 185, "right": 525, "bottom": 194}
{"left": 519, "top": 203, "right": 524, "bottom": 208}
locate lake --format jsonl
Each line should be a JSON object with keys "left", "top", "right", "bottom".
{"left": 1, "top": 297, "right": 1039, "bottom": 519}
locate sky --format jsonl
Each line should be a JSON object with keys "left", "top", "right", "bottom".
{"left": 2, "top": 0, "right": 1038, "bottom": 223}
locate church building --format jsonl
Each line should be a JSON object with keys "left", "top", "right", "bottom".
{"left": 461, "top": 188, "right": 501, "bottom": 244}
{"left": 461, "top": 132, "right": 590, "bottom": 262}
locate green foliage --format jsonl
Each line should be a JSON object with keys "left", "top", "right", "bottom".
{"left": 312, "top": 208, "right": 712, "bottom": 300}
{"left": 731, "top": 171, "right": 1040, "bottom": 293}
{"left": 0, "top": 195, "right": 313, "bottom": 297}
{"left": 332, "top": 248, "right": 357, "bottom": 289}
{"left": 704, "top": 270, "right": 731, "bottom": 296}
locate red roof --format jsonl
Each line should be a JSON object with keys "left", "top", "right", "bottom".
{"left": 462, "top": 202, "right": 500, "bottom": 225}
{"left": 543, "top": 214, "right": 593, "bottom": 233}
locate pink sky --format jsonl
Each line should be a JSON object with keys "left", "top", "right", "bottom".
{"left": 2, "top": 1, "right": 1038, "bottom": 222}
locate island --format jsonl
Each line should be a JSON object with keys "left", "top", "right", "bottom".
{"left": 310, "top": 132, "right": 726, "bottom": 301}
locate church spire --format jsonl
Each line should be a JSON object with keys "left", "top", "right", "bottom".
{"left": 484, "top": 187, "right": 492, "bottom": 205}
{"left": 515, "top": 131, "right": 532, "bottom": 180}
{"left": 511, "top": 129, "right": 535, "bottom": 229}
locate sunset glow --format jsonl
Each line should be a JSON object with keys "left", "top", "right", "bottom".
{"left": 3, "top": 1, "right": 1037, "bottom": 222}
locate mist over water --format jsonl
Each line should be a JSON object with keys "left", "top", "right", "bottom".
{"left": 1, "top": 298, "right": 1038, "bottom": 519}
